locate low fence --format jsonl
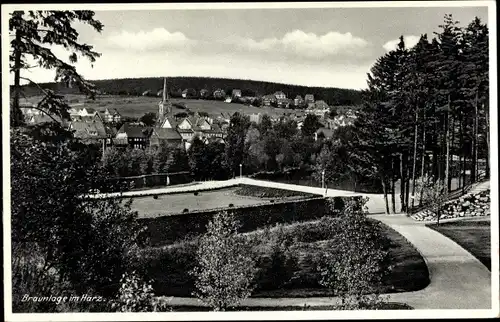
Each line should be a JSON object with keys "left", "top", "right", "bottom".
{"left": 108, "top": 172, "right": 192, "bottom": 192}
{"left": 248, "top": 168, "right": 383, "bottom": 193}
{"left": 138, "top": 195, "right": 362, "bottom": 246}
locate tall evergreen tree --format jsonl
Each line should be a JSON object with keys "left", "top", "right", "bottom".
{"left": 9, "top": 10, "right": 103, "bottom": 126}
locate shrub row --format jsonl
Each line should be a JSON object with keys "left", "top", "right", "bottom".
{"left": 234, "top": 184, "right": 315, "bottom": 198}
{"left": 138, "top": 196, "right": 362, "bottom": 246}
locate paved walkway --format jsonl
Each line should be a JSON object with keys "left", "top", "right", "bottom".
{"left": 367, "top": 214, "right": 491, "bottom": 309}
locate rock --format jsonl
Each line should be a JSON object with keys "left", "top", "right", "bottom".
{"left": 462, "top": 201, "right": 471, "bottom": 208}
{"left": 459, "top": 212, "right": 465, "bottom": 217}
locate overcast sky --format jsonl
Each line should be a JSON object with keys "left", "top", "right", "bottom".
{"left": 18, "top": 4, "right": 489, "bottom": 90}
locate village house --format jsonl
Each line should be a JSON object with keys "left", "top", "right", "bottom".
{"left": 68, "top": 120, "right": 108, "bottom": 145}
{"left": 278, "top": 98, "right": 293, "bottom": 109}
{"left": 24, "top": 113, "right": 67, "bottom": 126}
{"left": 333, "top": 114, "right": 357, "bottom": 128}
{"left": 98, "top": 108, "right": 122, "bottom": 123}
{"left": 232, "top": 89, "right": 242, "bottom": 98}
{"left": 213, "top": 88, "right": 226, "bottom": 100}
{"left": 274, "top": 91, "right": 287, "bottom": 100}
{"left": 314, "top": 127, "right": 335, "bottom": 141}
{"left": 199, "top": 89, "right": 210, "bottom": 99}
{"left": 115, "top": 123, "right": 152, "bottom": 149}
{"left": 262, "top": 94, "right": 277, "bottom": 106}
{"left": 294, "top": 95, "right": 304, "bottom": 107}
{"left": 149, "top": 128, "right": 183, "bottom": 148}
{"left": 304, "top": 94, "right": 315, "bottom": 104}
{"left": 249, "top": 113, "right": 262, "bottom": 124}
{"left": 306, "top": 100, "right": 330, "bottom": 118}
{"left": 182, "top": 88, "right": 197, "bottom": 99}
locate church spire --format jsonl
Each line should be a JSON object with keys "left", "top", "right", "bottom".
{"left": 162, "top": 77, "right": 167, "bottom": 104}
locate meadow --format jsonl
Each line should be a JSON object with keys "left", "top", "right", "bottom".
{"left": 20, "top": 94, "right": 305, "bottom": 119}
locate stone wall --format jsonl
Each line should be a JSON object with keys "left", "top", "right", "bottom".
{"left": 411, "top": 189, "right": 490, "bottom": 222}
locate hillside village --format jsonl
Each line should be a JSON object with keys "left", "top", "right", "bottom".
{"left": 20, "top": 77, "right": 358, "bottom": 152}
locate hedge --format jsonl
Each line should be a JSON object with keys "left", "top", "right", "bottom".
{"left": 138, "top": 195, "right": 362, "bottom": 246}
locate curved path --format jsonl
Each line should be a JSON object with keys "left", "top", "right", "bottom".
{"left": 93, "top": 178, "right": 492, "bottom": 309}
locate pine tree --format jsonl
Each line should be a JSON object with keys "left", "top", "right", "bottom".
{"left": 9, "top": 10, "right": 103, "bottom": 126}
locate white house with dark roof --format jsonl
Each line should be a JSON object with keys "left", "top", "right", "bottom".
{"left": 274, "top": 91, "right": 286, "bottom": 100}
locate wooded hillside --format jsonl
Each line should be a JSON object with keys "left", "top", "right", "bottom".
{"left": 17, "top": 76, "right": 363, "bottom": 106}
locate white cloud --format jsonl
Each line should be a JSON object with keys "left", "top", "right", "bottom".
{"left": 20, "top": 50, "right": 370, "bottom": 90}
{"left": 232, "top": 30, "right": 370, "bottom": 59}
{"left": 382, "top": 35, "right": 420, "bottom": 52}
{"left": 106, "top": 28, "right": 193, "bottom": 52}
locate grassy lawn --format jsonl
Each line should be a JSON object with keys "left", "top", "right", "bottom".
{"left": 130, "top": 186, "right": 309, "bottom": 218}
{"left": 137, "top": 218, "right": 429, "bottom": 298}
{"left": 427, "top": 219, "right": 491, "bottom": 270}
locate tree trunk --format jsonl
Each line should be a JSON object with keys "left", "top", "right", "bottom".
{"left": 405, "top": 152, "right": 411, "bottom": 211}
{"left": 444, "top": 94, "right": 451, "bottom": 192}
{"left": 381, "top": 174, "right": 390, "bottom": 215}
{"left": 419, "top": 112, "right": 427, "bottom": 206}
{"left": 399, "top": 153, "right": 405, "bottom": 213}
{"left": 411, "top": 110, "right": 419, "bottom": 209}
{"left": 459, "top": 112, "right": 464, "bottom": 193}
{"left": 391, "top": 160, "right": 396, "bottom": 214}
{"left": 471, "top": 91, "right": 478, "bottom": 183}
{"left": 484, "top": 102, "right": 490, "bottom": 178}
{"left": 448, "top": 115, "right": 455, "bottom": 192}
{"left": 12, "top": 29, "right": 23, "bottom": 127}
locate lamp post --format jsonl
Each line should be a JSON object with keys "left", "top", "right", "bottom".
{"left": 322, "top": 169, "right": 325, "bottom": 189}
{"left": 240, "top": 164, "right": 242, "bottom": 179}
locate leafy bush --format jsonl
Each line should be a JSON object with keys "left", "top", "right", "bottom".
{"left": 191, "top": 211, "right": 257, "bottom": 311}
{"left": 318, "top": 202, "right": 391, "bottom": 309}
{"left": 110, "top": 271, "right": 171, "bottom": 312}
{"left": 254, "top": 225, "right": 299, "bottom": 290}
{"left": 183, "top": 208, "right": 189, "bottom": 213}
{"left": 194, "top": 192, "right": 199, "bottom": 196}
{"left": 153, "top": 195, "right": 158, "bottom": 200}
{"left": 11, "top": 127, "right": 141, "bottom": 311}
{"left": 229, "top": 203, "right": 234, "bottom": 207}
{"left": 234, "top": 185, "right": 313, "bottom": 198}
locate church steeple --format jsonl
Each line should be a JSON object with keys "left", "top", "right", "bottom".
{"left": 157, "top": 77, "right": 173, "bottom": 127}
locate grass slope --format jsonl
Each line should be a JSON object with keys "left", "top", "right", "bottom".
{"left": 427, "top": 219, "right": 491, "bottom": 270}
{"left": 137, "top": 218, "right": 429, "bottom": 298}
{"left": 20, "top": 94, "right": 305, "bottom": 119}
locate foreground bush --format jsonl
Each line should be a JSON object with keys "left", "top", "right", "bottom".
{"left": 110, "top": 272, "right": 171, "bottom": 312}
{"left": 318, "top": 199, "right": 391, "bottom": 309}
{"left": 190, "top": 211, "right": 257, "bottom": 311}
{"left": 11, "top": 126, "right": 141, "bottom": 312}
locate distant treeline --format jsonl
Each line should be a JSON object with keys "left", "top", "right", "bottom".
{"left": 17, "top": 76, "right": 363, "bottom": 106}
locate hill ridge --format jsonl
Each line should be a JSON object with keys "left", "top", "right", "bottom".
{"left": 16, "top": 76, "right": 363, "bottom": 106}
